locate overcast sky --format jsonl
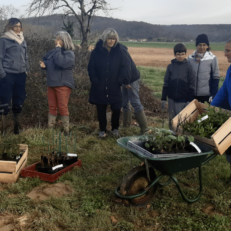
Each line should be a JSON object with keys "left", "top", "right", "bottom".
{"left": 3, "top": 0, "right": 231, "bottom": 25}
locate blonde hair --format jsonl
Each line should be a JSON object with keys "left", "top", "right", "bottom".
{"left": 100, "top": 28, "right": 119, "bottom": 47}
{"left": 56, "top": 31, "right": 75, "bottom": 50}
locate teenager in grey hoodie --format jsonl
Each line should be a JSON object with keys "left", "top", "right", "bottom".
{"left": 188, "top": 34, "right": 220, "bottom": 103}
{"left": 0, "top": 18, "right": 29, "bottom": 134}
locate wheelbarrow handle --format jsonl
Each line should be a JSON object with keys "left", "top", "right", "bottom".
{"left": 201, "top": 153, "right": 217, "bottom": 166}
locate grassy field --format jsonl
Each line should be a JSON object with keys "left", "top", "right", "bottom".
{"left": 1, "top": 121, "right": 231, "bottom": 230}
{"left": 138, "top": 66, "right": 225, "bottom": 100}
{"left": 74, "top": 40, "right": 226, "bottom": 51}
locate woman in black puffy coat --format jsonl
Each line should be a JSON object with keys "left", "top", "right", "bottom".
{"left": 88, "top": 28, "right": 131, "bottom": 138}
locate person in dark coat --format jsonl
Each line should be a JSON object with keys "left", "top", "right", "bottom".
{"left": 161, "top": 43, "right": 195, "bottom": 129}
{"left": 0, "top": 18, "right": 29, "bottom": 134}
{"left": 120, "top": 44, "right": 149, "bottom": 134}
{"left": 39, "top": 31, "right": 75, "bottom": 135}
{"left": 88, "top": 28, "right": 130, "bottom": 138}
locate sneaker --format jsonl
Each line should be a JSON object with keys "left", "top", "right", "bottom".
{"left": 98, "top": 131, "right": 107, "bottom": 138}
{"left": 111, "top": 129, "right": 120, "bottom": 138}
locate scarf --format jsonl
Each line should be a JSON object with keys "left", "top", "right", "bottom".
{"left": 194, "top": 52, "right": 204, "bottom": 64}
{"left": 3, "top": 30, "right": 24, "bottom": 45}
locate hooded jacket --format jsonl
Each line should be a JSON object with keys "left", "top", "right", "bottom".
{"left": 211, "top": 65, "right": 231, "bottom": 110}
{"left": 42, "top": 47, "right": 75, "bottom": 89}
{"left": 161, "top": 58, "right": 195, "bottom": 101}
{"left": 0, "top": 37, "right": 29, "bottom": 78}
{"left": 88, "top": 40, "right": 130, "bottom": 105}
{"left": 188, "top": 51, "right": 220, "bottom": 97}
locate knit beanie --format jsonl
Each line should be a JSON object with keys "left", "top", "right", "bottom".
{"left": 8, "top": 18, "right": 22, "bottom": 25}
{"left": 196, "top": 34, "right": 209, "bottom": 46}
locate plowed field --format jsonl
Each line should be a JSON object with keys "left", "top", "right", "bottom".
{"left": 128, "top": 47, "right": 229, "bottom": 77}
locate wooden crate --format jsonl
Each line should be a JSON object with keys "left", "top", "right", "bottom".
{"left": 172, "top": 99, "right": 231, "bottom": 155}
{"left": 0, "top": 144, "right": 28, "bottom": 183}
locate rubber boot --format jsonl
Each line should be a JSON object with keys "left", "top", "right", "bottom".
{"left": 123, "top": 110, "right": 132, "bottom": 128}
{"left": 48, "top": 114, "right": 57, "bottom": 128}
{"left": 13, "top": 113, "right": 22, "bottom": 135}
{"left": 1, "top": 115, "right": 10, "bottom": 135}
{"left": 61, "top": 116, "right": 69, "bottom": 136}
{"left": 134, "top": 110, "right": 149, "bottom": 135}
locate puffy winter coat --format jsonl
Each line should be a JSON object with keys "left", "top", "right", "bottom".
{"left": 188, "top": 51, "right": 220, "bottom": 97}
{"left": 88, "top": 40, "right": 130, "bottom": 105}
{"left": 42, "top": 47, "right": 75, "bottom": 89}
{"left": 0, "top": 37, "right": 29, "bottom": 78}
{"left": 211, "top": 65, "right": 231, "bottom": 110}
{"left": 161, "top": 59, "right": 195, "bottom": 101}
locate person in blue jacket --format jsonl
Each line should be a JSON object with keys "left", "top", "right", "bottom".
{"left": 0, "top": 18, "right": 29, "bottom": 134}
{"left": 211, "top": 38, "right": 231, "bottom": 180}
{"left": 39, "top": 31, "right": 75, "bottom": 136}
{"left": 88, "top": 28, "right": 130, "bottom": 138}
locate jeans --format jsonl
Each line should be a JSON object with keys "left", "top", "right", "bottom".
{"left": 47, "top": 86, "right": 72, "bottom": 116}
{"left": 96, "top": 102, "right": 121, "bottom": 132}
{"left": 122, "top": 79, "right": 143, "bottom": 113}
{"left": 0, "top": 72, "right": 27, "bottom": 115}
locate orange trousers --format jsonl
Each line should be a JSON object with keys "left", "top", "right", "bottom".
{"left": 47, "top": 86, "right": 72, "bottom": 116}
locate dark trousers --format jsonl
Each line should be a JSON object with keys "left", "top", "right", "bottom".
{"left": 0, "top": 72, "right": 27, "bottom": 115}
{"left": 194, "top": 95, "right": 209, "bottom": 104}
{"left": 96, "top": 103, "right": 121, "bottom": 132}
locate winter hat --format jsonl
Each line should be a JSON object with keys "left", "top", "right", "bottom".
{"left": 8, "top": 18, "right": 22, "bottom": 25}
{"left": 196, "top": 34, "right": 209, "bottom": 46}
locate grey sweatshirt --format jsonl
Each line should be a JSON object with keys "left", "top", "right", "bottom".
{"left": 0, "top": 37, "right": 29, "bottom": 78}
{"left": 188, "top": 51, "right": 220, "bottom": 97}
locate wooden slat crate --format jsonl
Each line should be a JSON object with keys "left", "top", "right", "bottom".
{"left": 0, "top": 144, "right": 28, "bottom": 183}
{"left": 172, "top": 99, "right": 231, "bottom": 155}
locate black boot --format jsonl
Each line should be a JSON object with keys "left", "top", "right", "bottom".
{"left": 13, "top": 113, "right": 22, "bottom": 134}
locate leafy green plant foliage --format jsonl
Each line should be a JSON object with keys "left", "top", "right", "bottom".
{"left": 140, "top": 128, "right": 194, "bottom": 153}
{"left": 182, "top": 103, "right": 229, "bottom": 138}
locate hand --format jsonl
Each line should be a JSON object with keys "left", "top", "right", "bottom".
{"left": 161, "top": 100, "right": 167, "bottom": 111}
{"left": 125, "top": 85, "right": 132, "bottom": 89}
{"left": 209, "top": 96, "right": 213, "bottom": 103}
{"left": 39, "top": 61, "right": 46, "bottom": 68}
{"left": 55, "top": 41, "right": 61, "bottom": 47}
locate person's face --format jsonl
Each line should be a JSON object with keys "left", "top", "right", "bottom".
{"left": 196, "top": 43, "right": 208, "bottom": 53}
{"left": 12, "top": 22, "right": 21, "bottom": 34}
{"left": 106, "top": 37, "right": 116, "bottom": 48}
{"left": 175, "top": 52, "right": 186, "bottom": 62}
{"left": 55, "top": 36, "right": 64, "bottom": 47}
{"left": 224, "top": 43, "right": 231, "bottom": 63}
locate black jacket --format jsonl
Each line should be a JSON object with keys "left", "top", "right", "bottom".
{"left": 88, "top": 40, "right": 130, "bottom": 105}
{"left": 161, "top": 59, "right": 195, "bottom": 101}
{"left": 42, "top": 47, "right": 75, "bottom": 89}
{"left": 120, "top": 44, "right": 140, "bottom": 84}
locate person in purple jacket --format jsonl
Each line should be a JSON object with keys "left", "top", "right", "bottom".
{"left": 211, "top": 38, "right": 231, "bottom": 180}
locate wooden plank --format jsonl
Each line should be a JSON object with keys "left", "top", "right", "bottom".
{"left": 16, "top": 145, "right": 28, "bottom": 173}
{"left": 0, "top": 161, "right": 16, "bottom": 173}
{"left": 0, "top": 174, "right": 16, "bottom": 183}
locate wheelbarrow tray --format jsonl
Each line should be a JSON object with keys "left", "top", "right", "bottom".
{"left": 117, "top": 136, "right": 214, "bottom": 175}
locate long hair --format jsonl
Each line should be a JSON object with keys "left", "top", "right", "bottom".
{"left": 56, "top": 31, "right": 75, "bottom": 50}
{"left": 99, "top": 28, "right": 119, "bottom": 47}
{"left": 3, "top": 18, "right": 23, "bottom": 32}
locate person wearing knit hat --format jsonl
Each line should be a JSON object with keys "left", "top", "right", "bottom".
{"left": 0, "top": 18, "right": 29, "bottom": 135}
{"left": 188, "top": 34, "right": 220, "bottom": 104}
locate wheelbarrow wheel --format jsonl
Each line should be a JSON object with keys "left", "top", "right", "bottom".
{"left": 120, "top": 166, "right": 157, "bottom": 207}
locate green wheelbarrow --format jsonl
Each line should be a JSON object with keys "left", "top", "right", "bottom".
{"left": 115, "top": 136, "right": 217, "bottom": 206}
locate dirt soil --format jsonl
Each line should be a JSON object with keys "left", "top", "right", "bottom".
{"left": 26, "top": 182, "right": 74, "bottom": 201}
{"left": 128, "top": 47, "right": 229, "bottom": 77}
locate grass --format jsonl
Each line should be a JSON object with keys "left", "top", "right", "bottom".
{"left": 0, "top": 118, "right": 231, "bottom": 230}
{"left": 138, "top": 66, "right": 226, "bottom": 100}
{"left": 74, "top": 40, "right": 226, "bottom": 51}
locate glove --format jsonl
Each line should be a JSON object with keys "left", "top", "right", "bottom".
{"left": 209, "top": 96, "right": 213, "bottom": 103}
{"left": 161, "top": 100, "right": 167, "bottom": 111}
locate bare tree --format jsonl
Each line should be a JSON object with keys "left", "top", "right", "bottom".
{"left": 0, "top": 5, "right": 19, "bottom": 21}
{"left": 27, "top": 0, "right": 114, "bottom": 49}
